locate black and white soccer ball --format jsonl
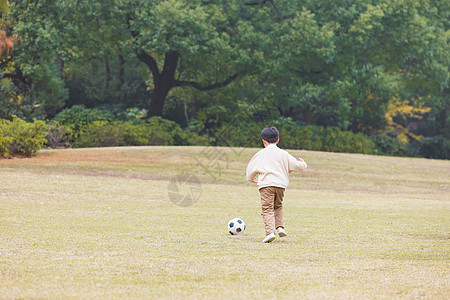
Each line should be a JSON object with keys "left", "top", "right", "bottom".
{"left": 228, "top": 218, "right": 246, "bottom": 235}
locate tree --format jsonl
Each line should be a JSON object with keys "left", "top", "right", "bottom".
{"left": 3, "top": 0, "right": 448, "bottom": 149}
{"left": 76, "top": 0, "right": 262, "bottom": 117}
{"left": 347, "top": 0, "right": 449, "bottom": 135}
{"left": 4, "top": 0, "right": 75, "bottom": 119}
{"left": 256, "top": 4, "right": 339, "bottom": 125}
{"left": 248, "top": 0, "right": 449, "bottom": 136}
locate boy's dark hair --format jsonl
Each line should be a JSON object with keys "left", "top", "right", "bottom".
{"left": 261, "top": 125, "right": 279, "bottom": 143}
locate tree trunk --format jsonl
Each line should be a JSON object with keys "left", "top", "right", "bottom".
{"left": 118, "top": 52, "right": 125, "bottom": 104}
{"left": 149, "top": 82, "right": 172, "bottom": 117}
{"left": 149, "top": 51, "right": 179, "bottom": 117}
{"left": 437, "top": 103, "right": 449, "bottom": 135}
{"left": 105, "top": 55, "right": 111, "bottom": 101}
{"left": 137, "top": 51, "right": 180, "bottom": 117}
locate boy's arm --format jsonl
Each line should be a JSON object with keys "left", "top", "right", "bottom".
{"left": 246, "top": 154, "right": 260, "bottom": 182}
{"left": 246, "top": 165, "right": 259, "bottom": 182}
{"left": 288, "top": 154, "right": 307, "bottom": 173}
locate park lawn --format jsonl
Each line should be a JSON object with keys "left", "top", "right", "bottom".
{"left": 0, "top": 146, "right": 449, "bottom": 299}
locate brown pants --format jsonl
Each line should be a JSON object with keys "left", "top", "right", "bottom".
{"left": 259, "top": 186, "right": 285, "bottom": 235}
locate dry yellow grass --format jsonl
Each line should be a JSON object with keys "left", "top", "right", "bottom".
{"left": 0, "top": 146, "right": 449, "bottom": 299}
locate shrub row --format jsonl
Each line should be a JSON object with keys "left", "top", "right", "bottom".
{"left": 213, "top": 117, "right": 448, "bottom": 158}
{"left": 71, "top": 117, "right": 210, "bottom": 148}
{"left": 278, "top": 125, "right": 376, "bottom": 154}
{"left": 0, "top": 116, "right": 210, "bottom": 157}
{"left": 213, "top": 119, "right": 377, "bottom": 155}
{"left": 1, "top": 113, "right": 448, "bottom": 159}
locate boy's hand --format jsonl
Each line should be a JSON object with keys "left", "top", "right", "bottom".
{"left": 252, "top": 177, "right": 259, "bottom": 183}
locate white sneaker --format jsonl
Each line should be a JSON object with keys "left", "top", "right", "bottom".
{"left": 277, "top": 227, "right": 287, "bottom": 237}
{"left": 262, "top": 232, "right": 276, "bottom": 243}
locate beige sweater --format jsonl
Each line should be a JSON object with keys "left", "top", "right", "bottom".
{"left": 246, "top": 144, "right": 307, "bottom": 189}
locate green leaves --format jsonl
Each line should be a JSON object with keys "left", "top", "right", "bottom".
{"left": 0, "top": 115, "right": 48, "bottom": 157}
{"left": 1, "top": 0, "right": 447, "bottom": 156}
{"left": 0, "top": 0, "right": 9, "bottom": 14}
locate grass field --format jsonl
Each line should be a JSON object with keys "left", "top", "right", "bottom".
{"left": 0, "top": 146, "right": 449, "bottom": 299}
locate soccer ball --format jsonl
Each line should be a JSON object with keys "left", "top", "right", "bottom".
{"left": 228, "top": 218, "right": 246, "bottom": 235}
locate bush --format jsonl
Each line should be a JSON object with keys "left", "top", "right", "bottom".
{"left": 53, "top": 105, "right": 116, "bottom": 131}
{"left": 352, "top": 132, "right": 377, "bottom": 154}
{"left": 0, "top": 131, "right": 13, "bottom": 156}
{"left": 408, "top": 136, "right": 449, "bottom": 159}
{"left": 210, "top": 121, "right": 261, "bottom": 148}
{"left": 371, "top": 133, "right": 407, "bottom": 156}
{"left": 0, "top": 116, "right": 49, "bottom": 157}
{"left": 121, "top": 122, "right": 150, "bottom": 146}
{"left": 145, "top": 117, "right": 209, "bottom": 146}
{"left": 75, "top": 121, "right": 126, "bottom": 148}
{"left": 74, "top": 121, "right": 149, "bottom": 148}
{"left": 72, "top": 117, "right": 209, "bottom": 148}
{"left": 271, "top": 119, "right": 376, "bottom": 154}
{"left": 46, "top": 121, "right": 72, "bottom": 149}
{"left": 145, "top": 117, "right": 181, "bottom": 145}
{"left": 210, "top": 118, "right": 376, "bottom": 155}
{"left": 320, "top": 127, "right": 375, "bottom": 154}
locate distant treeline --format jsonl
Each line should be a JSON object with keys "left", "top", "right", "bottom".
{"left": 0, "top": 1, "right": 448, "bottom": 158}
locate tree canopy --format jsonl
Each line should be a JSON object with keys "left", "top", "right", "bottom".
{"left": 1, "top": 0, "right": 449, "bottom": 157}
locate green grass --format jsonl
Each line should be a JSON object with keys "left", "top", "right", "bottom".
{"left": 1, "top": 146, "right": 449, "bottom": 298}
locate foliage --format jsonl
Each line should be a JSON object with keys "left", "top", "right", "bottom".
{"left": 0, "top": 115, "right": 48, "bottom": 157}
{"left": 212, "top": 117, "right": 376, "bottom": 154}
{"left": 73, "top": 117, "right": 209, "bottom": 148}
{"left": 74, "top": 121, "right": 129, "bottom": 148}
{"left": 124, "top": 107, "right": 148, "bottom": 123}
{"left": 45, "top": 121, "right": 72, "bottom": 149}
{"left": 146, "top": 117, "right": 210, "bottom": 146}
{"left": 250, "top": 0, "right": 449, "bottom": 139}
{"left": 5, "top": 0, "right": 84, "bottom": 117}
{"left": 53, "top": 105, "right": 116, "bottom": 131}
{"left": 370, "top": 133, "right": 407, "bottom": 157}
{"left": 0, "top": 0, "right": 9, "bottom": 14}
{"left": 0, "top": 78, "right": 20, "bottom": 119}
{"left": 408, "top": 136, "right": 449, "bottom": 159}
{"left": 0, "top": 29, "right": 19, "bottom": 57}
{"left": 55, "top": 0, "right": 264, "bottom": 117}
{"left": 267, "top": 117, "right": 375, "bottom": 154}
{"left": 385, "top": 95, "right": 432, "bottom": 143}
{"left": 0, "top": 1, "right": 15, "bottom": 57}
{"left": 0, "top": 80, "right": 47, "bottom": 121}
{"left": 213, "top": 122, "right": 262, "bottom": 148}
{"left": 145, "top": 117, "right": 182, "bottom": 146}
{"left": 1, "top": 0, "right": 448, "bottom": 159}
{"left": 64, "top": 55, "right": 150, "bottom": 110}
{"left": 282, "top": 125, "right": 376, "bottom": 154}
{"left": 0, "top": 126, "right": 12, "bottom": 155}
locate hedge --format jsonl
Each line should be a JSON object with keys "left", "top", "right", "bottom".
{"left": 72, "top": 117, "right": 210, "bottom": 148}
{"left": 214, "top": 120, "right": 377, "bottom": 155}
{"left": 0, "top": 114, "right": 447, "bottom": 159}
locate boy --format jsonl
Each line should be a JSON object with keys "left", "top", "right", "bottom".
{"left": 246, "top": 125, "right": 307, "bottom": 243}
